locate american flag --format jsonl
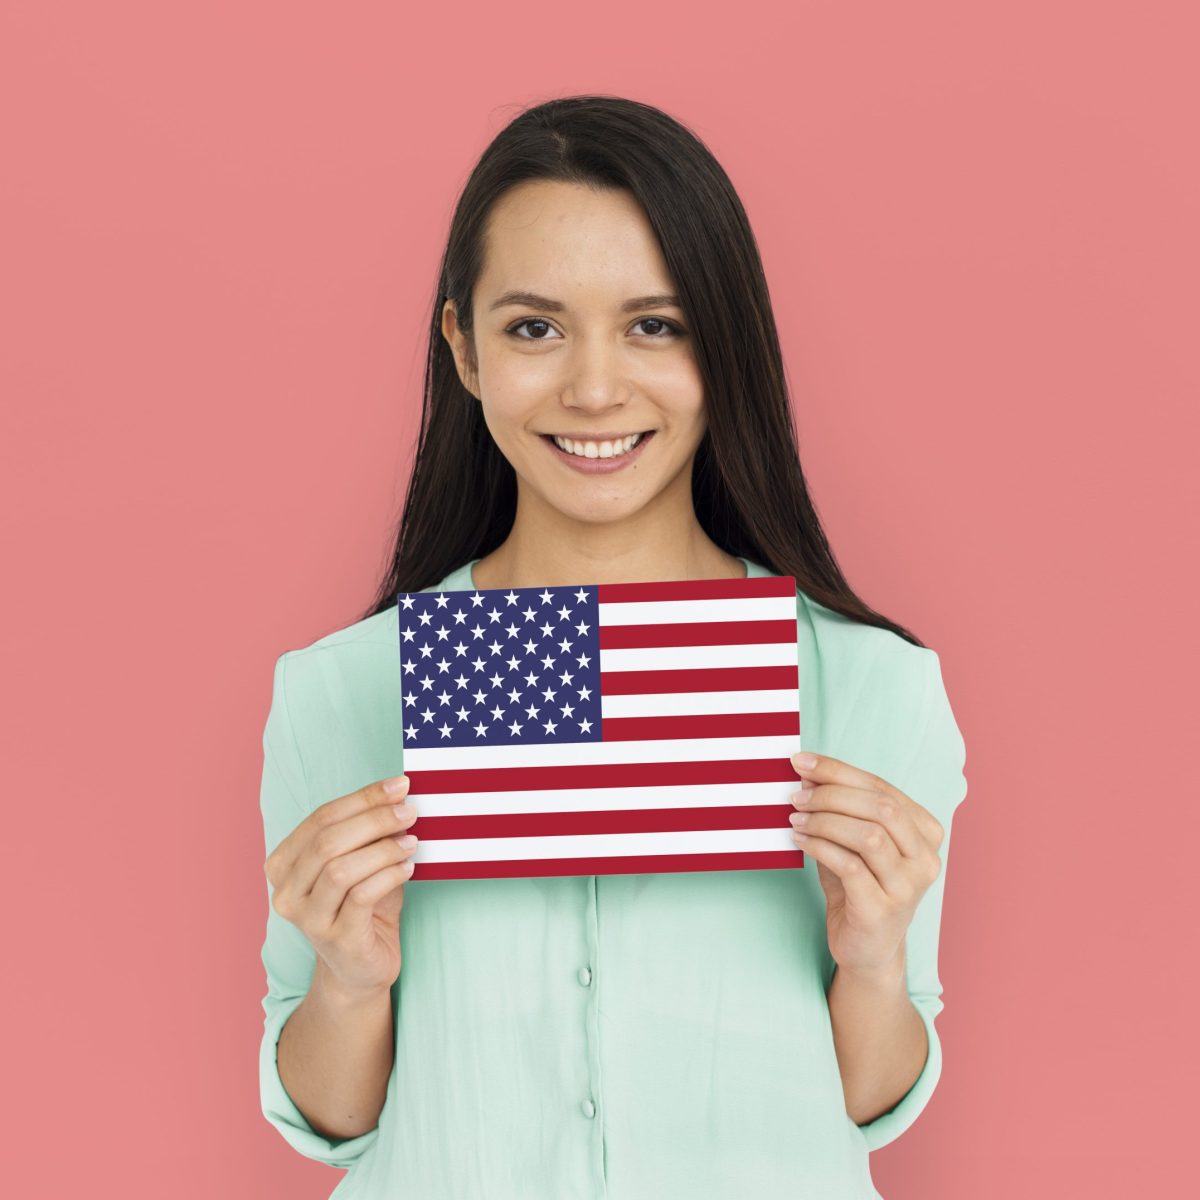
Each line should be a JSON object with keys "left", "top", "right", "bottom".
{"left": 396, "top": 573, "right": 804, "bottom": 880}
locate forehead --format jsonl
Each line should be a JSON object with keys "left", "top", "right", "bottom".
{"left": 478, "top": 179, "right": 673, "bottom": 295}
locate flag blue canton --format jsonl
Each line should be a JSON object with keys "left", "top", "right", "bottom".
{"left": 397, "top": 585, "right": 603, "bottom": 748}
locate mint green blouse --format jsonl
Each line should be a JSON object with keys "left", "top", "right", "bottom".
{"left": 258, "top": 556, "right": 968, "bottom": 1199}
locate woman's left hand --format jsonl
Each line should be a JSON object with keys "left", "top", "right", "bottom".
{"left": 788, "top": 751, "right": 945, "bottom": 977}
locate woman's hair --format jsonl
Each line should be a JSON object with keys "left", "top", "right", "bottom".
{"left": 361, "top": 94, "right": 925, "bottom": 647}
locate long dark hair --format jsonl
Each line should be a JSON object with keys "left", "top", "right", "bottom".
{"left": 360, "top": 94, "right": 924, "bottom": 648}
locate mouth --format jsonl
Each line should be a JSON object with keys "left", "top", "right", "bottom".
{"left": 539, "top": 430, "right": 656, "bottom": 473}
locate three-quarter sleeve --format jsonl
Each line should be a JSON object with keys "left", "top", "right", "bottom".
{"left": 257, "top": 651, "right": 380, "bottom": 1167}
{"left": 854, "top": 647, "right": 969, "bottom": 1152}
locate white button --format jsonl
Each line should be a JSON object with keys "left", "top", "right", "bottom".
{"left": 581, "top": 1099, "right": 596, "bottom": 1118}
{"left": 577, "top": 966, "right": 592, "bottom": 986}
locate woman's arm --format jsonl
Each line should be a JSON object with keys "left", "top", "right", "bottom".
{"left": 276, "top": 957, "right": 395, "bottom": 1140}
{"left": 827, "top": 950, "right": 929, "bottom": 1125}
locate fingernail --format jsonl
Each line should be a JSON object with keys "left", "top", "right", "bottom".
{"left": 382, "top": 775, "right": 409, "bottom": 794}
{"left": 393, "top": 804, "right": 412, "bottom": 819}
{"left": 794, "top": 753, "right": 818, "bottom": 770}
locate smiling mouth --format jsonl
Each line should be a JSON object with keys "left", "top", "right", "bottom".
{"left": 540, "top": 431, "right": 654, "bottom": 460}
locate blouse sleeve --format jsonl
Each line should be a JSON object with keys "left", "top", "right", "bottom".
{"left": 257, "top": 651, "right": 380, "bottom": 1167}
{"left": 854, "top": 647, "right": 969, "bottom": 1152}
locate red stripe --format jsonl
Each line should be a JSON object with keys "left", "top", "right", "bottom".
{"left": 601, "top": 710, "right": 799, "bottom": 741}
{"left": 411, "top": 848, "right": 803, "bottom": 880}
{"left": 599, "top": 663, "right": 798, "bottom": 695}
{"left": 599, "top": 617, "right": 797, "bottom": 650}
{"left": 596, "top": 576, "right": 797, "bottom": 602}
{"left": 409, "top": 802, "right": 794, "bottom": 841}
{"left": 407, "top": 756, "right": 799, "bottom": 794}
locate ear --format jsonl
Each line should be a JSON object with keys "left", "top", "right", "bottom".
{"left": 441, "top": 298, "right": 480, "bottom": 399}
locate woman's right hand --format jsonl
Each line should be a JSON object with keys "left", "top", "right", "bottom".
{"left": 264, "top": 775, "right": 420, "bottom": 996}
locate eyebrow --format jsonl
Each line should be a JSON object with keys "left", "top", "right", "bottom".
{"left": 487, "top": 290, "right": 682, "bottom": 314}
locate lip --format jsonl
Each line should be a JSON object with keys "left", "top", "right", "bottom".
{"left": 541, "top": 430, "right": 655, "bottom": 474}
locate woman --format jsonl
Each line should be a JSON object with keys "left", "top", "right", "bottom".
{"left": 258, "top": 95, "right": 968, "bottom": 1199}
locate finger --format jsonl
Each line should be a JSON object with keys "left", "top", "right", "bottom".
{"left": 274, "top": 775, "right": 412, "bottom": 868}
{"left": 790, "top": 809, "right": 909, "bottom": 895}
{"left": 791, "top": 782, "right": 926, "bottom": 859}
{"left": 791, "top": 751, "right": 896, "bottom": 799}
{"left": 790, "top": 830, "right": 888, "bottom": 911}
{"left": 290, "top": 800, "right": 419, "bottom": 900}
{"left": 791, "top": 751, "right": 943, "bottom": 846}
{"left": 331, "top": 857, "right": 418, "bottom": 942}
{"left": 307, "top": 837, "right": 418, "bottom": 938}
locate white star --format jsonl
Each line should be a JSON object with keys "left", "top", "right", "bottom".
{"left": 452, "top": 609, "right": 467, "bottom": 624}
{"left": 523, "top": 670, "right": 538, "bottom": 687}
{"left": 489, "top": 672, "right": 503, "bottom": 688}
{"left": 504, "top": 590, "right": 519, "bottom": 606}
{"left": 523, "top": 638, "right": 537, "bottom": 655}
{"left": 474, "top": 721, "right": 488, "bottom": 737}
{"left": 506, "top": 654, "right": 520, "bottom": 672}
{"left": 540, "top": 621, "right": 554, "bottom": 638}
{"left": 574, "top": 588, "right": 588, "bottom": 603}
{"left": 471, "top": 656, "right": 485, "bottom": 672}
{"left": 405, "top": 724, "right": 420, "bottom": 739}
{"left": 541, "top": 685, "right": 557, "bottom": 701}
{"left": 488, "top": 640, "right": 503, "bottom": 656}
{"left": 419, "top": 643, "right": 433, "bottom": 658}
{"left": 454, "top": 674, "right": 469, "bottom": 689}
{"left": 472, "top": 689, "right": 486, "bottom": 704}
{"left": 403, "top": 693, "right": 416, "bottom": 707}
{"left": 507, "top": 686, "right": 521, "bottom": 704}
{"left": 455, "top": 706, "right": 469, "bottom": 722}
{"left": 557, "top": 637, "right": 572, "bottom": 653}
{"left": 577, "top": 684, "right": 592, "bottom": 701}
{"left": 557, "top": 605, "right": 571, "bottom": 621}
{"left": 418, "top": 611, "right": 432, "bottom": 626}
{"left": 453, "top": 642, "right": 468, "bottom": 657}
{"left": 437, "top": 690, "right": 451, "bottom": 705}
{"left": 421, "top": 707, "right": 434, "bottom": 723}
{"left": 542, "top": 718, "right": 558, "bottom": 735}
{"left": 435, "top": 626, "right": 450, "bottom": 641}
{"left": 400, "top": 595, "right": 415, "bottom": 610}
{"left": 419, "top": 676, "right": 434, "bottom": 691}
{"left": 575, "top": 652, "right": 591, "bottom": 668}
{"left": 487, "top": 608, "right": 501, "bottom": 624}
{"left": 438, "top": 723, "right": 452, "bottom": 738}
{"left": 401, "top": 627, "right": 415, "bottom": 642}
{"left": 575, "top": 620, "right": 590, "bottom": 635}
{"left": 560, "top": 701, "right": 575, "bottom": 717}
{"left": 435, "top": 593, "right": 449, "bottom": 608}
{"left": 522, "top": 605, "right": 536, "bottom": 622}
{"left": 578, "top": 717, "right": 592, "bottom": 733}
{"left": 558, "top": 668, "right": 575, "bottom": 685}
{"left": 505, "top": 622, "right": 519, "bottom": 638}
{"left": 540, "top": 653, "right": 555, "bottom": 670}
{"left": 525, "top": 702, "right": 540, "bottom": 719}
{"left": 402, "top": 660, "right": 416, "bottom": 675}
{"left": 539, "top": 589, "right": 553, "bottom": 605}
{"left": 470, "top": 624, "right": 485, "bottom": 640}
{"left": 435, "top": 658, "right": 450, "bottom": 674}
{"left": 470, "top": 592, "right": 484, "bottom": 607}
{"left": 490, "top": 704, "right": 504, "bottom": 720}
{"left": 508, "top": 719, "right": 523, "bottom": 736}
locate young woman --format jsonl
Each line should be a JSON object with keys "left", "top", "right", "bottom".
{"left": 258, "top": 95, "right": 968, "bottom": 1199}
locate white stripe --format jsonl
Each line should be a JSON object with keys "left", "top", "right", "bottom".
{"left": 601, "top": 687, "right": 799, "bottom": 718}
{"left": 599, "top": 641, "right": 798, "bottom": 672}
{"left": 411, "top": 825, "right": 801, "bottom": 863}
{"left": 404, "top": 733, "right": 802, "bottom": 772}
{"left": 598, "top": 595, "right": 797, "bottom": 626}
{"left": 403, "top": 780, "right": 796, "bottom": 817}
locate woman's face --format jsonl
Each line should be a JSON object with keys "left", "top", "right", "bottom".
{"left": 442, "top": 179, "right": 706, "bottom": 528}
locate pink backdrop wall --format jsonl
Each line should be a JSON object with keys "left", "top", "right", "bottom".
{"left": 3, "top": 2, "right": 1195, "bottom": 1196}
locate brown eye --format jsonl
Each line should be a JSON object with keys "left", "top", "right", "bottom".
{"left": 506, "top": 319, "right": 561, "bottom": 340}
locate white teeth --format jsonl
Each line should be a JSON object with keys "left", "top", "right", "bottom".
{"left": 552, "top": 432, "right": 644, "bottom": 459}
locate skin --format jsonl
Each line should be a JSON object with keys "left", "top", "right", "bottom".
{"left": 270, "top": 179, "right": 946, "bottom": 1136}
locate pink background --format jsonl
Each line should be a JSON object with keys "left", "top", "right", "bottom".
{"left": 3, "top": 2, "right": 1196, "bottom": 1196}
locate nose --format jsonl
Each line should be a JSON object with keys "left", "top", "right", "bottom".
{"left": 560, "top": 335, "right": 630, "bottom": 414}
